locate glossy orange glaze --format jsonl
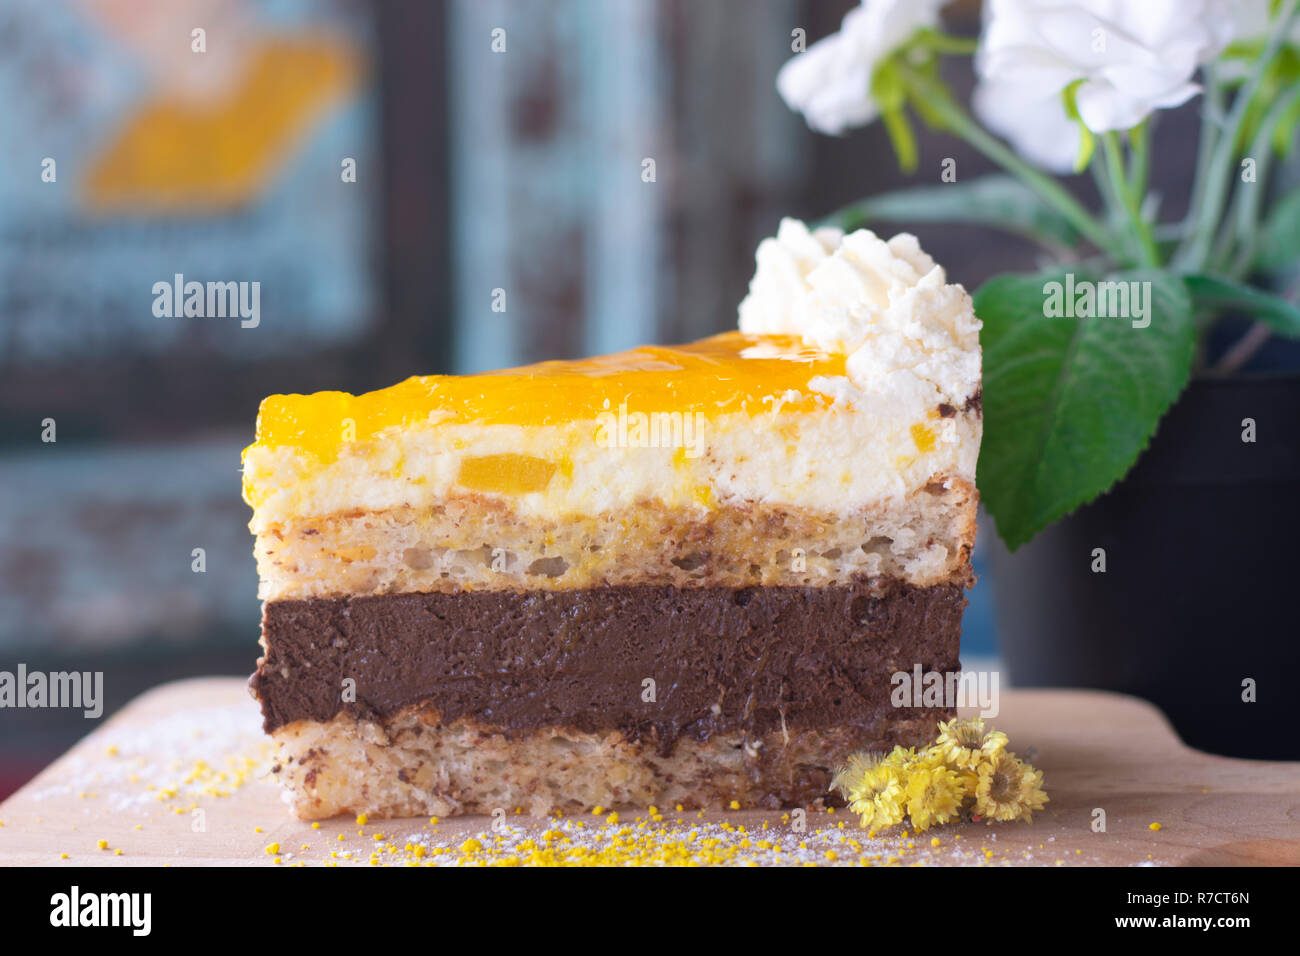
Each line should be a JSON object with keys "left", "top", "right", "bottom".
{"left": 244, "top": 332, "right": 847, "bottom": 465}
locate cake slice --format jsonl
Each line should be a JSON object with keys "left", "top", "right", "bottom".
{"left": 244, "top": 218, "right": 983, "bottom": 819}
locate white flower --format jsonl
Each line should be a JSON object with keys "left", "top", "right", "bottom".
{"left": 973, "top": 78, "right": 1081, "bottom": 173}
{"left": 777, "top": 0, "right": 951, "bottom": 135}
{"left": 974, "top": 0, "right": 1234, "bottom": 166}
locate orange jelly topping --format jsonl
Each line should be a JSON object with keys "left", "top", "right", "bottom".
{"left": 244, "top": 332, "right": 846, "bottom": 466}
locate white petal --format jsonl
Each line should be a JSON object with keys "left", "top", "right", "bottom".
{"left": 973, "top": 78, "right": 1081, "bottom": 173}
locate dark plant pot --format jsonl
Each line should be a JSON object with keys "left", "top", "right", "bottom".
{"left": 989, "top": 373, "right": 1300, "bottom": 760}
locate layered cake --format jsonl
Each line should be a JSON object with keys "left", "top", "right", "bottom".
{"left": 244, "top": 219, "right": 983, "bottom": 819}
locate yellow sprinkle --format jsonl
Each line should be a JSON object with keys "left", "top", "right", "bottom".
{"left": 1148, "top": 822, "right": 1162, "bottom": 831}
{"left": 59, "top": 853, "right": 69, "bottom": 859}
{"left": 605, "top": 812, "right": 619, "bottom": 825}
{"left": 931, "top": 837, "right": 941, "bottom": 847}
{"left": 356, "top": 813, "right": 369, "bottom": 826}
{"left": 96, "top": 840, "right": 108, "bottom": 850}
{"left": 114, "top": 849, "right": 123, "bottom": 856}
{"left": 254, "top": 827, "right": 263, "bottom": 833}
{"left": 728, "top": 800, "right": 740, "bottom": 810}
{"left": 265, "top": 843, "right": 279, "bottom": 854}
{"left": 591, "top": 806, "right": 604, "bottom": 815}
{"left": 311, "top": 822, "right": 321, "bottom": 830}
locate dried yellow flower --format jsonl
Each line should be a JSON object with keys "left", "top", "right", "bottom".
{"left": 934, "top": 718, "right": 1009, "bottom": 770}
{"left": 831, "top": 752, "right": 906, "bottom": 831}
{"left": 830, "top": 751, "right": 882, "bottom": 797}
{"left": 975, "top": 752, "right": 1048, "bottom": 823}
{"left": 903, "top": 764, "right": 966, "bottom": 831}
{"left": 882, "top": 746, "right": 920, "bottom": 771}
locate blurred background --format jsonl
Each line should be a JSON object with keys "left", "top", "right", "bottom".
{"left": 0, "top": 0, "right": 1221, "bottom": 795}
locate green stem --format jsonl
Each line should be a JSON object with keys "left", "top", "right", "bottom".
{"left": 915, "top": 28, "right": 979, "bottom": 56}
{"left": 1220, "top": 83, "right": 1300, "bottom": 277}
{"left": 1089, "top": 148, "right": 1136, "bottom": 262}
{"left": 1127, "top": 121, "right": 1150, "bottom": 202}
{"left": 1089, "top": 159, "right": 1121, "bottom": 224}
{"left": 1181, "top": 65, "right": 1223, "bottom": 244}
{"left": 1103, "top": 132, "right": 1159, "bottom": 266}
{"left": 1175, "top": 0, "right": 1300, "bottom": 271}
{"left": 896, "top": 63, "right": 1118, "bottom": 257}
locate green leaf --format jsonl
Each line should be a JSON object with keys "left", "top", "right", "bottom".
{"left": 976, "top": 269, "right": 1195, "bottom": 550}
{"left": 1256, "top": 187, "right": 1300, "bottom": 272}
{"left": 1184, "top": 273, "right": 1300, "bottom": 338}
{"left": 817, "top": 175, "right": 1080, "bottom": 249}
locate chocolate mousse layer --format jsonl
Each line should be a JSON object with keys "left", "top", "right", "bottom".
{"left": 252, "top": 583, "right": 965, "bottom": 752}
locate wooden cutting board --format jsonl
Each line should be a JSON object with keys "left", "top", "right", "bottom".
{"left": 1, "top": 678, "right": 1296, "bottom": 866}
